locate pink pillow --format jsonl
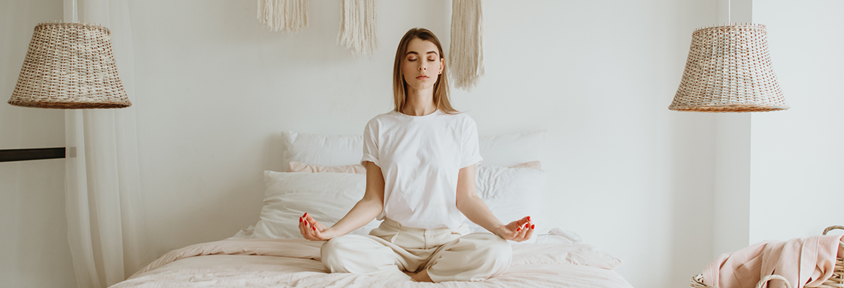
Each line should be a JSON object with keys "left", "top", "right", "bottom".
{"left": 287, "top": 161, "right": 542, "bottom": 174}
{"left": 510, "top": 161, "right": 541, "bottom": 170}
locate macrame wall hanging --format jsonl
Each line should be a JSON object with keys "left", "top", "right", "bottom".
{"left": 257, "top": 0, "right": 308, "bottom": 32}
{"left": 449, "top": 0, "right": 484, "bottom": 91}
{"left": 338, "top": 0, "right": 378, "bottom": 56}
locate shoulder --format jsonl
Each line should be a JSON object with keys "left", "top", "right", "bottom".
{"left": 441, "top": 112, "right": 477, "bottom": 128}
{"left": 365, "top": 110, "right": 399, "bottom": 127}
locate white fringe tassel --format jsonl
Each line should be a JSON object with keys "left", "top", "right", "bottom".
{"left": 257, "top": 0, "right": 308, "bottom": 33}
{"left": 449, "top": 0, "right": 484, "bottom": 91}
{"left": 338, "top": 0, "right": 378, "bottom": 56}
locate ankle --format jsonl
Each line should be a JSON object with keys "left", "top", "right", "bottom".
{"left": 410, "top": 269, "right": 434, "bottom": 282}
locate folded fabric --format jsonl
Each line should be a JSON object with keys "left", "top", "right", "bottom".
{"left": 702, "top": 235, "right": 843, "bottom": 288}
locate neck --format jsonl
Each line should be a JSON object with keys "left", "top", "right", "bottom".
{"left": 403, "top": 86, "right": 437, "bottom": 116}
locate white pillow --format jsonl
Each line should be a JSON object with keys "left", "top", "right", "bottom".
{"left": 280, "top": 129, "right": 548, "bottom": 169}
{"left": 477, "top": 130, "right": 547, "bottom": 167}
{"left": 243, "top": 171, "right": 380, "bottom": 239}
{"left": 469, "top": 165, "right": 547, "bottom": 243}
{"left": 281, "top": 131, "right": 363, "bottom": 170}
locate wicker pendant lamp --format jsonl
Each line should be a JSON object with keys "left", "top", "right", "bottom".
{"left": 669, "top": 3, "right": 787, "bottom": 112}
{"left": 8, "top": 22, "right": 131, "bottom": 109}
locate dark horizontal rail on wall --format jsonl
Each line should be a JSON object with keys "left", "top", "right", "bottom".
{"left": 0, "top": 147, "right": 66, "bottom": 162}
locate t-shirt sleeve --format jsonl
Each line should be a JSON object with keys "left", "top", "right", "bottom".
{"left": 361, "top": 119, "right": 380, "bottom": 167}
{"left": 460, "top": 116, "right": 483, "bottom": 168}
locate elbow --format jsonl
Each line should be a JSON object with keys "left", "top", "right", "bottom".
{"left": 455, "top": 193, "right": 484, "bottom": 211}
{"left": 455, "top": 193, "right": 474, "bottom": 212}
{"left": 361, "top": 196, "right": 384, "bottom": 212}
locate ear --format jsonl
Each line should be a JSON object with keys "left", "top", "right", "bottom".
{"left": 439, "top": 57, "right": 445, "bottom": 74}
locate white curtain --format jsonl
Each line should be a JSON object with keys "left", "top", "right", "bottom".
{"left": 63, "top": 0, "right": 150, "bottom": 287}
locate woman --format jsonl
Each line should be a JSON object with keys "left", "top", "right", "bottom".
{"left": 298, "top": 28, "right": 534, "bottom": 283}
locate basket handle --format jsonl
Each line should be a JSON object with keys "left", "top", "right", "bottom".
{"left": 755, "top": 275, "right": 791, "bottom": 288}
{"left": 823, "top": 225, "right": 844, "bottom": 235}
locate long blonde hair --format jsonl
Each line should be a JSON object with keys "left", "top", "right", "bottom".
{"left": 392, "top": 28, "right": 458, "bottom": 114}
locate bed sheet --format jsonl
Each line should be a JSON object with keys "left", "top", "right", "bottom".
{"left": 111, "top": 239, "right": 633, "bottom": 288}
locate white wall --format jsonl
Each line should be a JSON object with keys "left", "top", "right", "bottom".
{"left": 0, "top": 0, "right": 76, "bottom": 287}
{"left": 127, "top": 1, "right": 717, "bottom": 287}
{"left": 712, "top": 0, "right": 753, "bottom": 257}
{"left": 748, "top": 0, "right": 844, "bottom": 242}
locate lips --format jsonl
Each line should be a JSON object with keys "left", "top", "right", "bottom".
{"left": 416, "top": 75, "right": 429, "bottom": 80}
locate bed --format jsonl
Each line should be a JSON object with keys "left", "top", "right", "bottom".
{"left": 110, "top": 130, "right": 633, "bottom": 288}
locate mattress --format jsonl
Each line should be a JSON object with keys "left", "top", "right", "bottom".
{"left": 111, "top": 238, "right": 633, "bottom": 288}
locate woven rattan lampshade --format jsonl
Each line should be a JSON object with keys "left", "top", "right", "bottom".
{"left": 8, "top": 22, "right": 131, "bottom": 109}
{"left": 669, "top": 23, "right": 787, "bottom": 112}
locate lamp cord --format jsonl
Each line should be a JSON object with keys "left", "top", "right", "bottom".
{"left": 728, "top": 0, "right": 731, "bottom": 24}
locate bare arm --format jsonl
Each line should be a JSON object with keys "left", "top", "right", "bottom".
{"left": 299, "top": 161, "right": 385, "bottom": 241}
{"left": 455, "top": 164, "right": 534, "bottom": 242}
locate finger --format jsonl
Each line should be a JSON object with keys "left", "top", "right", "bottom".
{"left": 523, "top": 224, "right": 536, "bottom": 241}
{"left": 520, "top": 216, "right": 531, "bottom": 226}
{"left": 298, "top": 217, "right": 307, "bottom": 237}
{"left": 509, "top": 219, "right": 523, "bottom": 231}
{"left": 516, "top": 222, "right": 530, "bottom": 240}
{"left": 298, "top": 213, "right": 309, "bottom": 235}
{"left": 312, "top": 225, "right": 323, "bottom": 240}
{"left": 306, "top": 216, "right": 323, "bottom": 233}
{"left": 511, "top": 223, "right": 526, "bottom": 240}
{"left": 301, "top": 222, "right": 312, "bottom": 240}
{"left": 303, "top": 220, "right": 312, "bottom": 238}
{"left": 305, "top": 222, "right": 319, "bottom": 241}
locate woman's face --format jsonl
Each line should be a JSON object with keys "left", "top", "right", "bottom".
{"left": 402, "top": 38, "right": 444, "bottom": 92}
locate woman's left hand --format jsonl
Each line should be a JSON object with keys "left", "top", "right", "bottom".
{"left": 493, "top": 216, "right": 534, "bottom": 242}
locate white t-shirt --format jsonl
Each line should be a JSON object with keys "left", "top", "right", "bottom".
{"left": 361, "top": 109, "right": 483, "bottom": 229}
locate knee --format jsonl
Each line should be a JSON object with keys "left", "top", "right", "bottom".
{"left": 473, "top": 233, "right": 512, "bottom": 255}
{"left": 484, "top": 234, "right": 512, "bottom": 261}
{"left": 320, "top": 235, "right": 357, "bottom": 271}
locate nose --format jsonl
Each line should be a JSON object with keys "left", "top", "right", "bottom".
{"left": 418, "top": 66, "right": 426, "bottom": 71}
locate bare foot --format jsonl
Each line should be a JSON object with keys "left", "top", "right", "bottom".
{"left": 410, "top": 269, "right": 434, "bottom": 282}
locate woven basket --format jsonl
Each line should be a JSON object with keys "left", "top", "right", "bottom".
{"left": 820, "top": 226, "right": 844, "bottom": 288}
{"left": 670, "top": 23, "right": 787, "bottom": 112}
{"left": 690, "top": 225, "right": 844, "bottom": 288}
{"left": 8, "top": 22, "right": 131, "bottom": 109}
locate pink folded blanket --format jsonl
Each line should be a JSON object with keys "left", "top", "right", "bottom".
{"left": 703, "top": 235, "right": 843, "bottom": 288}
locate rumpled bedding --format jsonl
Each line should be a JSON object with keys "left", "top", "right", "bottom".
{"left": 111, "top": 238, "right": 632, "bottom": 288}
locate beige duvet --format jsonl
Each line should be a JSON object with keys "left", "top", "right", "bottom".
{"left": 111, "top": 239, "right": 633, "bottom": 288}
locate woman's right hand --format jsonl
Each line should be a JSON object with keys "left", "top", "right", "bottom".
{"left": 299, "top": 213, "right": 337, "bottom": 241}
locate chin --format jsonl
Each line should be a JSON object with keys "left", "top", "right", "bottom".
{"left": 412, "top": 80, "right": 436, "bottom": 88}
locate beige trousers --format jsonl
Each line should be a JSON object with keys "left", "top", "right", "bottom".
{"left": 321, "top": 218, "right": 512, "bottom": 282}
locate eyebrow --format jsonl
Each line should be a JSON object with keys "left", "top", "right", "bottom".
{"left": 406, "top": 51, "right": 439, "bottom": 56}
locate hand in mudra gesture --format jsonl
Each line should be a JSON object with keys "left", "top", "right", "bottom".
{"left": 494, "top": 216, "right": 534, "bottom": 242}
{"left": 298, "top": 213, "right": 337, "bottom": 241}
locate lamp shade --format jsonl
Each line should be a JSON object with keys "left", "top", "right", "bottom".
{"left": 669, "top": 23, "right": 787, "bottom": 112}
{"left": 8, "top": 22, "right": 131, "bottom": 109}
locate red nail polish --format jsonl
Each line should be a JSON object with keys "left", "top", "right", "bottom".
{"left": 313, "top": 226, "right": 316, "bottom": 231}
{"left": 517, "top": 228, "right": 521, "bottom": 232}
{"left": 303, "top": 213, "right": 308, "bottom": 217}
{"left": 531, "top": 225, "right": 535, "bottom": 229}
{"left": 299, "top": 217, "right": 302, "bottom": 222}
{"left": 527, "top": 216, "right": 531, "bottom": 221}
